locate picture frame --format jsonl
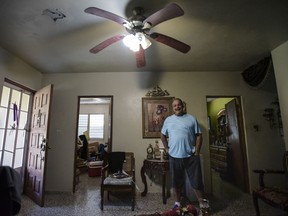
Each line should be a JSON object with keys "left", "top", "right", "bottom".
{"left": 142, "top": 97, "right": 174, "bottom": 138}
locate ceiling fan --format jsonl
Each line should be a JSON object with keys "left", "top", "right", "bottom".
{"left": 84, "top": 3, "right": 191, "bottom": 68}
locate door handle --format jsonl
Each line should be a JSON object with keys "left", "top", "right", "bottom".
{"left": 40, "top": 138, "right": 51, "bottom": 160}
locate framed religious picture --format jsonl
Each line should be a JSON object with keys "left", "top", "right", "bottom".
{"left": 142, "top": 97, "right": 174, "bottom": 138}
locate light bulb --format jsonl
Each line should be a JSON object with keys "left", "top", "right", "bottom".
{"left": 123, "top": 34, "right": 136, "bottom": 47}
{"left": 123, "top": 33, "right": 151, "bottom": 52}
{"left": 129, "top": 44, "right": 140, "bottom": 52}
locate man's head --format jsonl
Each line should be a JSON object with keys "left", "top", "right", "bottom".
{"left": 172, "top": 98, "right": 184, "bottom": 116}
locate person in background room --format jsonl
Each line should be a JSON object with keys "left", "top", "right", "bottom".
{"left": 161, "top": 98, "right": 209, "bottom": 214}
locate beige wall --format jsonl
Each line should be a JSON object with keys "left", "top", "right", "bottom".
{"left": 0, "top": 47, "right": 42, "bottom": 91}
{"left": 1, "top": 43, "right": 286, "bottom": 195}
{"left": 272, "top": 40, "right": 288, "bottom": 150}
{"left": 42, "top": 70, "right": 284, "bottom": 193}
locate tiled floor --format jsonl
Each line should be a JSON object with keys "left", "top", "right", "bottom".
{"left": 17, "top": 172, "right": 287, "bottom": 216}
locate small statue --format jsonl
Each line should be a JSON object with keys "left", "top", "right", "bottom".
{"left": 147, "top": 144, "right": 154, "bottom": 159}
{"left": 154, "top": 140, "right": 161, "bottom": 160}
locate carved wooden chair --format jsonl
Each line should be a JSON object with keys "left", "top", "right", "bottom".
{"left": 100, "top": 152, "right": 135, "bottom": 211}
{"left": 252, "top": 151, "right": 288, "bottom": 215}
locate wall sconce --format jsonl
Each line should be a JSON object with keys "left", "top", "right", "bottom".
{"left": 263, "top": 108, "right": 275, "bottom": 128}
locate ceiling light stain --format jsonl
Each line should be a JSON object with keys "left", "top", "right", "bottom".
{"left": 42, "top": 9, "right": 66, "bottom": 22}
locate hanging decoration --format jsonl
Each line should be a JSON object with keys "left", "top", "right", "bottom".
{"left": 11, "top": 102, "right": 19, "bottom": 129}
{"left": 145, "top": 85, "right": 170, "bottom": 97}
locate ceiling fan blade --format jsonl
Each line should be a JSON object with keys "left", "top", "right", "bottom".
{"left": 89, "top": 35, "right": 125, "bottom": 54}
{"left": 143, "top": 3, "right": 184, "bottom": 28}
{"left": 150, "top": 32, "right": 190, "bottom": 53}
{"left": 135, "top": 47, "right": 146, "bottom": 68}
{"left": 84, "top": 7, "right": 128, "bottom": 26}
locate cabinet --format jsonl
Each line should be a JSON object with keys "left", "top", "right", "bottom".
{"left": 210, "top": 145, "right": 233, "bottom": 180}
{"left": 209, "top": 108, "right": 234, "bottom": 181}
{"left": 216, "top": 111, "right": 228, "bottom": 145}
{"left": 210, "top": 145, "right": 227, "bottom": 172}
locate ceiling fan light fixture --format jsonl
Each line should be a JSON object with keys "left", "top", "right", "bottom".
{"left": 138, "top": 33, "right": 152, "bottom": 50}
{"left": 123, "top": 22, "right": 132, "bottom": 29}
{"left": 143, "top": 22, "right": 152, "bottom": 30}
{"left": 129, "top": 43, "right": 140, "bottom": 52}
{"left": 123, "top": 33, "right": 151, "bottom": 52}
{"left": 85, "top": 3, "right": 189, "bottom": 68}
{"left": 123, "top": 34, "right": 139, "bottom": 51}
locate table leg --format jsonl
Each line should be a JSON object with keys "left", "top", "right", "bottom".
{"left": 162, "top": 172, "right": 167, "bottom": 204}
{"left": 141, "top": 164, "right": 148, "bottom": 197}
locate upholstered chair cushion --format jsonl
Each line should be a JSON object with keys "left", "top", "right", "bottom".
{"left": 103, "top": 176, "right": 133, "bottom": 185}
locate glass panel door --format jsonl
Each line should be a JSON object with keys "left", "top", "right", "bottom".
{"left": 0, "top": 82, "right": 33, "bottom": 171}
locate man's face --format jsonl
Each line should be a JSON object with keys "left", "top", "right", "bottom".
{"left": 172, "top": 100, "right": 183, "bottom": 116}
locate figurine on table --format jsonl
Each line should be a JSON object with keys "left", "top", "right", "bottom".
{"left": 154, "top": 141, "right": 161, "bottom": 160}
{"left": 147, "top": 144, "right": 154, "bottom": 159}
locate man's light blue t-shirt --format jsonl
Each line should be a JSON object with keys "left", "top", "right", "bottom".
{"left": 161, "top": 114, "right": 201, "bottom": 158}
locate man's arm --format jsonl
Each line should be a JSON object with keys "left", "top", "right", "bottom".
{"left": 161, "top": 133, "right": 169, "bottom": 153}
{"left": 194, "top": 133, "right": 203, "bottom": 156}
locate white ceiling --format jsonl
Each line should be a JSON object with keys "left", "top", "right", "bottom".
{"left": 0, "top": 0, "right": 288, "bottom": 74}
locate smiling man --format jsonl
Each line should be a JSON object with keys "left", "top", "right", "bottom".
{"left": 161, "top": 98, "right": 209, "bottom": 214}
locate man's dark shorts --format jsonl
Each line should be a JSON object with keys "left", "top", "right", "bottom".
{"left": 169, "top": 155, "right": 204, "bottom": 190}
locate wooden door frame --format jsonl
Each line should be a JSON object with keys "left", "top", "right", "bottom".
{"left": 73, "top": 95, "right": 113, "bottom": 192}
{"left": 206, "top": 95, "right": 250, "bottom": 193}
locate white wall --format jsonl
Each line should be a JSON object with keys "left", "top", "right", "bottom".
{"left": 42, "top": 71, "right": 284, "bottom": 193}
{"left": 1, "top": 46, "right": 286, "bottom": 195}
{"left": 272, "top": 40, "right": 288, "bottom": 150}
{"left": 0, "top": 47, "right": 42, "bottom": 91}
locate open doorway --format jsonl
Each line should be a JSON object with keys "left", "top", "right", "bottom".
{"left": 73, "top": 96, "right": 113, "bottom": 192}
{"left": 206, "top": 96, "right": 249, "bottom": 198}
{"left": 0, "top": 79, "right": 53, "bottom": 206}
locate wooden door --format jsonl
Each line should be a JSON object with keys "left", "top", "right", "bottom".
{"left": 24, "top": 84, "right": 53, "bottom": 206}
{"left": 226, "top": 98, "right": 249, "bottom": 192}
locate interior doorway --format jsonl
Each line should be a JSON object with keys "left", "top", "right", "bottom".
{"left": 206, "top": 96, "right": 249, "bottom": 197}
{"left": 0, "top": 79, "right": 53, "bottom": 207}
{"left": 73, "top": 96, "right": 113, "bottom": 192}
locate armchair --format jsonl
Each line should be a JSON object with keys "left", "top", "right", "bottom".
{"left": 252, "top": 151, "right": 288, "bottom": 215}
{"left": 100, "top": 152, "right": 135, "bottom": 211}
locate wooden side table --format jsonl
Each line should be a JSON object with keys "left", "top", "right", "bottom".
{"left": 140, "top": 159, "right": 169, "bottom": 204}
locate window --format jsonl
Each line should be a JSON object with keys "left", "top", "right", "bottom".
{"left": 78, "top": 114, "right": 88, "bottom": 136}
{"left": 0, "top": 82, "right": 33, "bottom": 168}
{"left": 78, "top": 114, "right": 104, "bottom": 139}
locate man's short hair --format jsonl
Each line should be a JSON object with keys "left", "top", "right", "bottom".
{"left": 173, "top": 98, "right": 183, "bottom": 105}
